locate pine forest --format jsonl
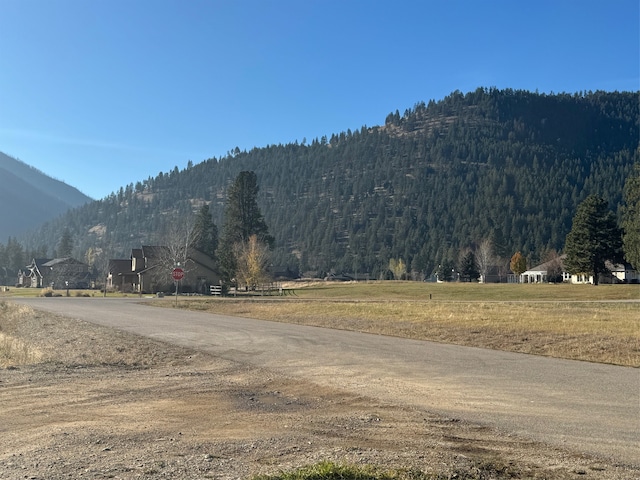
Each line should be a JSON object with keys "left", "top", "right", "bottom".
{"left": 13, "top": 88, "right": 640, "bottom": 280}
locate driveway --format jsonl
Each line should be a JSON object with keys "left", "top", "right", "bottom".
{"left": 13, "top": 297, "right": 640, "bottom": 466}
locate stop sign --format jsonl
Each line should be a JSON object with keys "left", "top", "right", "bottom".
{"left": 171, "top": 267, "right": 184, "bottom": 281}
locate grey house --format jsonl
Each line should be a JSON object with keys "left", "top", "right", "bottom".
{"left": 20, "top": 257, "right": 92, "bottom": 288}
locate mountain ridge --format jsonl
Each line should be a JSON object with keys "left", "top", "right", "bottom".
{"left": 0, "top": 152, "right": 93, "bottom": 242}
{"left": 14, "top": 88, "right": 640, "bottom": 278}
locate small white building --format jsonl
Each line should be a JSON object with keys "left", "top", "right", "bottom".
{"left": 520, "top": 255, "right": 569, "bottom": 283}
{"left": 572, "top": 261, "right": 640, "bottom": 285}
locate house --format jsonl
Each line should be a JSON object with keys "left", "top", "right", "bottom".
{"left": 520, "top": 255, "right": 570, "bottom": 284}
{"left": 106, "top": 259, "right": 138, "bottom": 293}
{"left": 107, "top": 245, "right": 220, "bottom": 294}
{"left": 132, "top": 246, "right": 168, "bottom": 293}
{"left": 571, "top": 261, "right": 640, "bottom": 285}
{"left": 20, "top": 257, "right": 92, "bottom": 289}
{"left": 19, "top": 258, "right": 50, "bottom": 288}
{"left": 177, "top": 248, "right": 221, "bottom": 294}
{"left": 106, "top": 246, "right": 169, "bottom": 293}
{"left": 608, "top": 262, "right": 640, "bottom": 284}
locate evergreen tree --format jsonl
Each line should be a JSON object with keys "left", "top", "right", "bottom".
{"left": 459, "top": 251, "right": 479, "bottom": 282}
{"left": 0, "top": 238, "right": 25, "bottom": 285}
{"left": 621, "top": 163, "right": 640, "bottom": 269}
{"left": 218, "top": 171, "right": 273, "bottom": 283}
{"left": 435, "top": 260, "right": 455, "bottom": 282}
{"left": 564, "top": 195, "right": 623, "bottom": 285}
{"left": 221, "top": 171, "right": 273, "bottom": 247}
{"left": 193, "top": 204, "right": 218, "bottom": 259}
{"left": 57, "top": 228, "right": 74, "bottom": 258}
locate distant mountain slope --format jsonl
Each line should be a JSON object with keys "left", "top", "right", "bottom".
{"left": 0, "top": 152, "right": 92, "bottom": 241}
{"left": 18, "top": 89, "right": 640, "bottom": 278}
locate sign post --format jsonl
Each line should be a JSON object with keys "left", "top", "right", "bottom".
{"left": 171, "top": 267, "right": 184, "bottom": 305}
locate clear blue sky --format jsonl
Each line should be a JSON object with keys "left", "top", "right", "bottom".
{"left": 1, "top": 0, "right": 638, "bottom": 199}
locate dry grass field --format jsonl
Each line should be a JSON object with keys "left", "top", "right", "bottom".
{"left": 1, "top": 284, "right": 639, "bottom": 479}
{"left": 171, "top": 282, "right": 640, "bottom": 367}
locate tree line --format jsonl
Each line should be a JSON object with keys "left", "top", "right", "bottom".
{"left": 4, "top": 165, "right": 636, "bottom": 289}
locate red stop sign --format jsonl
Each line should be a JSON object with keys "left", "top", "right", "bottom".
{"left": 171, "top": 267, "right": 184, "bottom": 281}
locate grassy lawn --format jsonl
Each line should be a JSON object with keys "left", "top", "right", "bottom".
{"left": 280, "top": 280, "right": 640, "bottom": 301}
{"left": 171, "top": 281, "right": 640, "bottom": 367}
{"left": 0, "top": 287, "right": 129, "bottom": 298}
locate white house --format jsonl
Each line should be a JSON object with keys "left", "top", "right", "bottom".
{"left": 520, "top": 255, "right": 569, "bottom": 283}
{"left": 609, "top": 262, "right": 640, "bottom": 283}
{"left": 572, "top": 261, "right": 640, "bottom": 285}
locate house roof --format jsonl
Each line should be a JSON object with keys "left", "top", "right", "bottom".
{"left": 27, "top": 258, "right": 52, "bottom": 267}
{"left": 141, "top": 245, "right": 169, "bottom": 258}
{"left": 108, "top": 259, "right": 133, "bottom": 275}
{"left": 605, "top": 260, "right": 635, "bottom": 272}
{"left": 26, "top": 258, "right": 52, "bottom": 278}
{"left": 524, "top": 255, "right": 567, "bottom": 274}
{"left": 43, "top": 257, "right": 87, "bottom": 267}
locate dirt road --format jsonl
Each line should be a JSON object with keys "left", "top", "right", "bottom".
{"left": 12, "top": 297, "right": 639, "bottom": 469}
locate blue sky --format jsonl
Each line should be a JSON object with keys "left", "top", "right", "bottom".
{"left": 1, "top": 0, "right": 638, "bottom": 199}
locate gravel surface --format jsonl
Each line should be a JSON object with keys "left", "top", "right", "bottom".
{"left": 1, "top": 301, "right": 638, "bottom": 479}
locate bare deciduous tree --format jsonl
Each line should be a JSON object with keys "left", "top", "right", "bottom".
{"left": 476, "top": 239, "right": 495, "bottom": 283}
{"left": 150, "top": 216, "right": 201, "bottom": 289}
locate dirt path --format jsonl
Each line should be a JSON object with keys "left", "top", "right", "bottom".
{"left": 2, "top": 298, "right": 639, "bottom": 479}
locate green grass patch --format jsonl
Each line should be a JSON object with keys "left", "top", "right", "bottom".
{"left": 252, "top": 461, "right": 422, "bottom": 480}
{"left": 251, "top": 460, "right": 520, "bottom": 480}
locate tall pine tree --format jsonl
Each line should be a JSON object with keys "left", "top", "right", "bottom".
{"left": 193, "top": 204, "right": 218, "bottom": 260}
{"left": 218, "top": 171, "right": 273, "bottom": 283}
{"left": 57, "top": 228, "right": 74, "bottom": 258}
{"left": 459, "top": 251, "right": 479, "bottom": 282}
{"left": 564, "top": 195, "right": 623, "bottom": 285}
{"left": 621, "top": 163, "right": 640, "bottom": 269}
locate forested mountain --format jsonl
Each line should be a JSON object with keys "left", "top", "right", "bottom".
{"left": 18, "top": 88, "right": 640, "bottom": 279}
{"left": 0, "top": 152, "right": 93, "bottom": 242}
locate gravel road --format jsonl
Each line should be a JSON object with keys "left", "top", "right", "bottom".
{"left": 13, "top": 296, "right": 640, "bottom": 467}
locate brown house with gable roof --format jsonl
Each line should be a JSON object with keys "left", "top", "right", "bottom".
{"left": 107, "top": 245, "right": 220, "bottom": 294}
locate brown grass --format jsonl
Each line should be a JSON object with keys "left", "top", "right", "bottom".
{"left": 0, "top": 302, "right": 43, "bottom": 367}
